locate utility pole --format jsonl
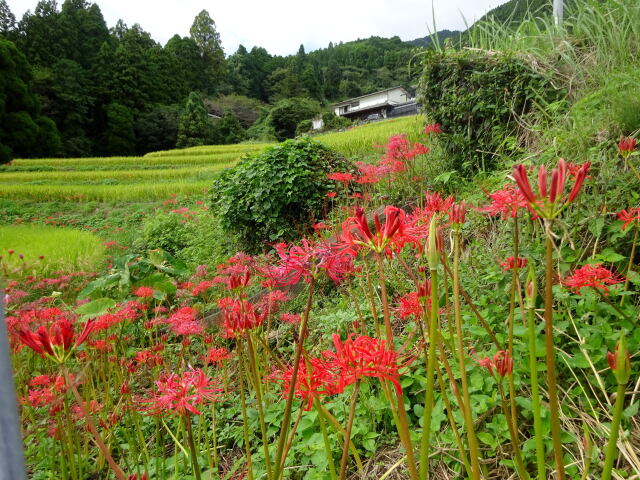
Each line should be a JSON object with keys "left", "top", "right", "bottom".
{"left": 553, "top": 0, "right": 564, "bottom": 25}
{"left": 0, "top": 301, "right": 27, "bottom": 480}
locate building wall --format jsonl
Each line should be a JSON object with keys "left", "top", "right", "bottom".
{"left": 387, "top": 89, "right": 409, "bottom": 104}
{"left": 334, "top": 88, "right": 409, "bottom": 116}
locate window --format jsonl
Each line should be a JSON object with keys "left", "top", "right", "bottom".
{"left": 350, "top": 101, "right": 360, "bottom": 108}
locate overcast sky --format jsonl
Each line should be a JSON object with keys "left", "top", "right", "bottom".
{"left": 7, "top": 0, "right": 506, "bottom": 56}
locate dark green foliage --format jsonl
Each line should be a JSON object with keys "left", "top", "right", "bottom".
{"left": 321, "top": 111, "right": 351, "bottom": 131}
{"left": 267, "top": 97, "right": 321, "bottom": 141}
{"left": 189, "top": 9, "right": 225, "bottom": 93}
{"left": 0, "top": 0, "right": 16, "bottom": 37}
{"left": 296, "top": 119, "right": 312, "bottom": 136}
{"left": 418, "top": 49, "right": 561, "bottom": 173}
{"left": 211, "top": 138, "right": 351, "bottom": 251}
{"left": 214, "top": 110, "right": 245, "bottom": 144}
{"left": 0, "top": 37, "right": 60, "bottom": 162}
{"left": 134, "top": 104, "right": 180, "bottom": 154}
{"left": 176, "top": 91, "right": 210, "bottom": 148}
{"left": 106, "top": 102, "right": 135, "bottom": 155}
{"left": 205, "top": 94, "right": 265, "bottom": 129}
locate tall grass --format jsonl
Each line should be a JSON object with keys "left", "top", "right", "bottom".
{"left": 0, "top": 163, "right": 236, "bottom": 184}
{"left": 0, "top": 225, "right": 105, "bottom": 275}
{"left": 144, "top": 143, "right": 272, "bottom": 157}
{"left": 316, "top": 115, "right": 424, "bottom": 158}
{"left": 0, "top": 181, "right": 211, "bottom": 202}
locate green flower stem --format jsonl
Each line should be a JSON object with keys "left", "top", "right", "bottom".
{"left": 238, "top": 348, "right": 255, "bottom": 480}
{"left": 184, "top": 414, "right": 202, "bottom": 480}
{"left": 620, "top": 224, "right": 638, "bottom": 307}
{"left": 419, "top": 265, "right": 439, "bottom": 480}
{"left": 363, "top": 259, "right": 382, "bottom": 337}
{"left": 245, "top": 335, "right": 273, "bottom": 480}
{"left": 211, "top": 402, "right": 219, "bottom": 475}
{"left": 316, "top": 402, "right": 364, "bottom": 472}
{"left": 601, "top": 382, "right": 627, "bottom": 480}
{"left": 507, "top": 217, "right": 520, "bottom": 438}
{"left": 544, "top": 228, "right": 567, "bottom": 480}
{"left": 498, "top": 384, "right": 530, "bottom": 480}
{"left": 375, "top": 253, "right": 394, "bottom": 342}
{"left": 624, "top": 157, "right": 640, "bottom": 183}
{"left": 315, "top": 399, "right": 338, "bottom": 480}
{"left": 280, "top": 405, "right": 305, "bottom": 473}
{"left": 453, "top": 231, "right": 483, "bottom": 480}
{"left": 527, "top": 306, "right": 546, "bottom": 480}
{"left": 272, "top": 277, "right": 316, "bottom": 480}
{"left": 339, "top": 380, "right": 361, "bottom": 480}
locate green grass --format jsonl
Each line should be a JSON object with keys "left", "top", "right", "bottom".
{"left": 144, "top": 143, "right": 273, "bottom": 157}
{"left": 0, "top": 225, "right": 106, "bottom": 275}
{"left": 0, "top": 163, "right": 236, "bottom": 185}
{"left": 316, "top": 115, "right": 424, "bottom": 158}
{"left": 0, "top": 181, "right": 212, "bottom": 202}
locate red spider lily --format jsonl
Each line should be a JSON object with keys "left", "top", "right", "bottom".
{"left": 563, "top": 264, "right": 624, "bottom": 295}
{"left": 500, "top": 256, "right": 528, "bottom": 272}
{"left": 267, "top": 239, "right": 318, "bottom": 286}
{"left": 354, "top": 161, "right": 389, "bottom": 184}
{"left": 165, "top": 306, "right": 203, "bottom": 336}
{"left": 219, "top": 298, "right": 266, "bottom": 338}
{"left": 424, "top": 123, "right": 442, "bottom": 134}
{"left": 133, "top": 286, "right": 154, "bottom": 298}
{"left": 449, "top": 201, "right": 467, "bottom": 227}
{"left": 140, "top": 368, "right": 222, "bottom": 416}
{"left": 274, "top": 357, "right": 339, "bottom": 410}
{"left": 257, "top": 289, "right": 289, "bottom": 313}
{"left": 205, "top": 347, "right": 232, "bottom": 365}
{"left": 128, "top": 474, "right": 148, "bottom": 480}
{"left": 326, "top": 191, "right": 337, "bottom": 199}
{"left": 280, "top": 313, "right": 301, "bottom": 324}
{"left": 480, "top": 185, "right": 528, "bottom": 219}
{"left": 327, "top": 172, "right": 356, "bottom": 185}
{"left": 192, "top": 280, "right": 216, "bottom": 296}
{"left": 323, "top": 334, "right": 406, "bottom": 395}
{"left": 396, "top": 292, "right": 424, "bottom": 321}
{"left": 342, "top": 205, "right": 417, "bottom": 255}
{"left": 478, "top": 350, "right": 513, "bottom": 378}
{"left": 18, "top": 317, "right": 96, "bottom": 363}
{"left": 618, "top": 137, "right": 637, "bottom": 158}
{"left": 618, "top": 208, "right": 640, "bottom": 231}
{"left": 313, "top": 238, "right": 359, "bottom": 283}
{"left": 22, "top": 374, "right": 68, "bottom": 415}
{"left": 512, "top": 158, "right": 590, "bottom": 219}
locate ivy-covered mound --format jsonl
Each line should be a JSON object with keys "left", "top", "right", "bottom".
{"left": 211, "top": 137, "right": 352, "bottom": 251}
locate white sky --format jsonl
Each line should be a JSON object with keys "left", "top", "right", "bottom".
{"left": 6, "top": 0, "right": 505, "bottom": 56}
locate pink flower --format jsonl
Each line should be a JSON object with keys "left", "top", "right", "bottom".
{"left": 134, "top": 286, "right": 154, "bottom": 298}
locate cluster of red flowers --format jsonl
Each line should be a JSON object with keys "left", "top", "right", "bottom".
{"left": 480, "top": 185, "right": 528, "bottom": 219}
{"left": 164, "top": 306, "right": 203, "bottom": 336}
{"left": 500, "top": 257, "right": 528, "bottom": 272}
{"left": 618, "top": 136, "right": 637, "bottom": 157}
{"left": 424, "top": 123, "right": 442, "bottom": 134}
{"left": 618, "top": 208, "right": 640, "bottom": 231}
{"left": 478, "top": 350, "right": 513, "bottom": 378}
{"left": 563, "top": 264, "right": 624, "bottom": 295}
{"left": 141, "top": 368, "right": 222, "bottom": 416}
{"left": 219, "top": 298, "right": 266, "bottom": 338}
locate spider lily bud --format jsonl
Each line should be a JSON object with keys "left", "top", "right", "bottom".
{"left": 426, "top": 215, "right": 440, "bottom": 270}
{"left": 607, "top": 334, "right": 632, "bottom": 385}
{"left": 525, "top": 264, "right": 536, "bottom": 309}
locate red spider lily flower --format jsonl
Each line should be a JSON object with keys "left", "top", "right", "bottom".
{"left": 18, "top": 317, "right": 96, "bottom": 363}
{"left": 326, "top": 191, "right": 337, "bottom": 199}
{"left": 396, "top": 292, "right": 424, "bottom": 321}
{"left": 164, "top": 306, "right": 203, "bottom": 336}
{"left": 128, "top": 474, "right": 148, "bottom": 480}
{"left": 480, "top": 185, "right": 528, "bottom": 219}
{"left": 192, "top": 280, "right": 216, "bottom": 296}
{"left": 478, "top": 350, "right": 513, "bottom": 378}
{"left": 313, "top": 238, "right": 359, "bottom": 283}
{"left": 618, "top": 208, "right": 640, "bottom": 231}
{"left": 140, "top": 368, "right": 222, "bottom": 416}
{"left": 424, "top": 123, "right": 442, "bottom": 134}
{"left": 323, "top": 334, "right": 406, "bottom": 395}
{"left": 274, "top": 357, "right": 339, "bottom": 410}
{"left": 449, "top": 201, "right": 467, "bottom": 227}
{"left": 512, "top": 158, "right": 590, "bottom": 219}
{"left": 268, "top": 239, "right": 318, "bottom": 285}
{"left": 219, "top": 298, "right": 266, "bottom": 338}
{"left": 280, "top": 313, "right": 301, "bottom": 325}
{"left": 258, "top": 289, "right": 289, "bottom": 313}
{"left": 500, "top": 256, "right": 528, "bottom": 272}
{"left": 205, "top": 347, "right": 232, "bottom": 365}
{"left": 342, "top": 205, "right": 417, "bottom": 255}
{"left": 618, "top": 137, "right": 637, "bottom": 158}
{"left": 327, "top": 172, "right": 356, "bottom": 185}
{"left": 133, "top": 286, "right": 154, "bottom": 298}
{"left": 563, "top": 264, "right": 624, "bottom": 295}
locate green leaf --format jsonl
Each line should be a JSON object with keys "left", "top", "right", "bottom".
{"left": 477, "top": 432, "right": 495, "bottom": 447}
{"left": 623, "top": 401, "right": 639, "bottom": 419}
{"left": 76, "top": 298, "right": 116, "bottom": 317}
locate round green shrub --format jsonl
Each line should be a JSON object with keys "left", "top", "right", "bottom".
{"left": 211, "top": 137, "right": 351, "bottom": 252}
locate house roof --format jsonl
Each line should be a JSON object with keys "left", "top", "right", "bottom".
{"left": 333, "top": 86, "right": 410, "bottom": 107}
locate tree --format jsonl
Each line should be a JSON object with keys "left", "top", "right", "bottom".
{"left": 106, "top": 102, "right": 135, "bottom": 155}
{"left": 135, "top": 104, "right": 180, "bottom": 154}
{"left": 216, "top": 110, "right": 244, "bottom": 144}
{"left": 17, "top": 1, "right": 66, "bottom": 67}
{"left": 177, "top": 91, "right": 209, "bottom": 148}
{"left": 59, "top": 0, "right": 109, "bottom": 69}
{"left": 0, "top": 37, "right": 60, "bottom": 162}
{"left": 267, "top": 97, "right": 320, "bottom": 141}
{"left": 0, "top": 0, "right": 16, "bottom": 37}
{"left": 189, "top": 9, "right": 225, "bottom": 93}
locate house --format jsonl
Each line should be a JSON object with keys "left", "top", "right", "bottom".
{"left": 333, "top": 87, "right": 417, "bottom": 121}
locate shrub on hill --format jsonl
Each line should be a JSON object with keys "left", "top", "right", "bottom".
{"left": 211, "top": 138, "right": 351, "bottom": 252}
{"left": 267, "top": 97, "right": 321, "bottom": 141}
{"left": 418, "top": 49, "right": 561, "bottom": 173}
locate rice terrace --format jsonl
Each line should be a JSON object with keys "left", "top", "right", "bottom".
{"left": 1, "top": 0, "right": 639, "bottom": 479}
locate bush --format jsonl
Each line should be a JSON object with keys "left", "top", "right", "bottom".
{"left": 133, "top": 209, "right": 235, "bottom": 266}
{"left": 267, "top": 97, "right": 321, "bottom": 141}
{"left": 211, "top": 138, "right": 351, "bottom": 252}
{"left": 296, "top": 119, "right": 312, "bottom": 136}
{"left": 418, "top": 49, "right": 561, "bottom": 173}
{"left": 321, "top": 111, "right": 352, "bottom": 131}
